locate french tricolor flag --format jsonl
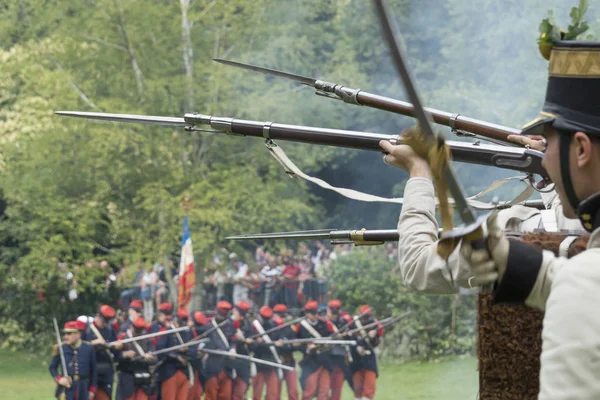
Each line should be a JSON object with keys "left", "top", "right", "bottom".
{"left": 178, "top": 216, "right": 195, "bottom": 310}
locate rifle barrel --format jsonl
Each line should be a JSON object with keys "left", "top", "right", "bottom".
{"left": 150, "top": 337, "right": 209, "bottom": 356}
{"left": 213, "top": 59, "right": 521, "bottom": 145}
{"left": 247, "top": 316, "right": 305, "bottom": 340}
{"left": 108, "top": 326, "right": 190, "bottom": 346}
{"left": 199, "top": 348, "right": 295, "bottom": 371}
{"left": 55, "top": 111, "right": 547, "bottom": 179}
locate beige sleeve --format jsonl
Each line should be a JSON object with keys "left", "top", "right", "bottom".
{"left": 397, "top": 178, "right": 472, "bottom": 294}
{"left": 524, "top": 250, "right": 569, "bottom": 311}
{"left": 536, "top": 250, "right": 600, "bottom": 398}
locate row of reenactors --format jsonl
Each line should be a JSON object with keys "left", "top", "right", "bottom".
{"left": 50, "top": 299, "right": 384, "bottom": 400}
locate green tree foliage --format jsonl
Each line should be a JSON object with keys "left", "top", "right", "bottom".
{"left": 0, "top": 0, "right": 597, "bottom": 350}
{"left": 326, "top": 248, "right": 475, "bottom": 361}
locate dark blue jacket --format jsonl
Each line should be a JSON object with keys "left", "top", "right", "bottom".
{"left": 49, "top": 341, "right": 97, "bottom": 400}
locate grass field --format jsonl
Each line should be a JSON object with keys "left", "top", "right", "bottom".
{"left": 0, "top": 350, "right": 478, "bottom": 400}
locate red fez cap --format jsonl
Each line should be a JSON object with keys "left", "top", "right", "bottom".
{"left": 99, "top": 305, "right": 116, "bottom": 319}
{"left": 359, "top": 305, "right": 372, "bottom": 316}
{"left": 236, "top": 301, "right": 251, "bottom": 314}
{"left": 328, "top": 299, "right": 341, "bottom": 310}
{"left": 193, "top": 311, "right": 208, "bottom": 326}
{"left": 130, "top": 300, "right": 143, "bottom": 310}
{"left": 63, "top": 321, "right": 80, "bottom": 333}
{"left": 216, "top": 301, "right": 232, "bottom": 314}
{"left": 177, "top": 308, "right": 189, "bottom": 321}
{"left": 159, "top": 302, "right": 173, "bottom": 314}
{"left": 260, "top": 306, "right": 273, "bottom": 319}
{"left": 273, "top": 304, "right": 287, "bottom": 313}
{"left": 133, "top": 317, "right": 147, "bottom": 330}
{"left": 75, "top": 320, "right": 86, "bottom": 331}
{"left": 304, "top": 301, "right": 318, "bottom": 312}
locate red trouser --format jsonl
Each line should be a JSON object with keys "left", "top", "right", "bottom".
{"left": 253, "top": 370, "right": 279, "bottom": 400}
{"left": 161, "top": 370, "right": 190, "bottom": 400}
{"left": 126, "top": 389, "right": 149, "bottom": 400}
{"left": 278, "top": 368, "right": 299, "bottom": 400}
{"left": 302, "top": 367, "right": 330, "bottom": 400}
{"left": 329, "top": 365, "right": 345, "bottom": 400}
{"left": 352, "top": 369, "right": 376, "bottom": 399}
{"left": 95, "top": 389, "right": 111, "bottom": 400}
{"left": 187, "top": 371, "right": 203, "bottom": 400}
{"left": 204, "top": 370, "right": 232, "bottom": 400}
{"left": 232, "top": 376, "right": 249, "bottom": 400}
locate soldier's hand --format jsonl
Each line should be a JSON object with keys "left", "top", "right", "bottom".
{"left": 275, "top": 340, "right": 284, "bottom": 347}
{"left": 89, "top": 391, "right": 95, "bottom": 400}
{"left": 245, "top": 338, "right": 254, "bottom": 345}
{"left": 379, "top": 127, "right": 431, "bottom": 178}
{"left": 92, "top": 338, "right": 106, "bottom": 347}
{"left": 178, "top": 346, "right": 189, "bottom": 353}
{"left": 143, "top": 353, "right": 154, "bottom": 360}
{"left": 235, "top": 331, "right": 245, "bottom": 341}
{"left": 123, "top": 350, "right": 136, "bottom": 358}
{"left": 357, "top": 345, "right": 366, "bottom": 356}
{"left": 256, "top": 337, "right": 264, "bottom": 344}
{"left": 507, "top": 134, "right": 546, "bottom": 151}
{"left": 460, "top": 212, "right": 510, "bottom": 286}
{"left": 112, "top": 342, "right": 123, "bottom": 350}
{"left": 368, "top": 330, "right": 377, "bottom": 339}
{"left": 57, "top": 376, "right": 71, "bottom": 387}
{"left": 307, "top": 343, "right": 317, "bottom": 351}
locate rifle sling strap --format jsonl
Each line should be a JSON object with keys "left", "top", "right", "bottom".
{"left": 266, "top": 140, "right": 534, "bottom": 210}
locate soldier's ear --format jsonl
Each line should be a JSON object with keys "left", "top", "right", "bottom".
{"left": 573, "top": 132, "right": 594, "bottom": 168}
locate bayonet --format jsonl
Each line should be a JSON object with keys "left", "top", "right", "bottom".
{"left": 55, "top": 111, "right": 548, "bottom": 181}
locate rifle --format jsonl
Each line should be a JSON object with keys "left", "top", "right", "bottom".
{"left": 52, "top": 317, "right": 71, "bottom": 389}
{"left": 246, "top": 316, "right": 305, "bottom": 340}
{"left": 197, "top": 346, "right": 295, "bottom": 371}
{"left": 107, "top": 326, "right": 190, "bottom": 346}
{"left": 55, "top": 111, "right": 548, "bottom": 182}
{"left": 211, "top": 59, "right": 522, "bottom": 147}
{"left": 150, "top": 337, "right": 209, "bottom": 356}
{"left": 225, "top": 216, "right": 550, "bottom": 246}
{"left": 342, "top": 311, "right": 412, "bottom": 337}
{"left": 264, "top": 338, "right": 357, "bottom": 346}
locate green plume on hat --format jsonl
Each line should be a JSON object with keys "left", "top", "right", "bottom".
{"left": 537, "top": 0, "right": 595, "bottom": 60}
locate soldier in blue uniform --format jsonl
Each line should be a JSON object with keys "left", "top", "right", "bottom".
{"left": 50, "top": 321, "right": 98, "bottom": 400}
{"left": 155, "top": 305, "right": 194, "bottom": 400}
{"left": 326, "top": 300, "right": 353, "bottom": 400}
{"left": 202, "top": 301, "right": 237, "bottom": 400}
{"left": 116, "top": 317, "right": 157, "bottom": 400}
{"left": 297, "top": 301, "right": 334, "bottom": 400}
{"left": 231, "top": 301, "right": 255, "bottom": 400}
{"left": 188, "top": 311, "right": 209, "bottom": 400}
{"left": 349, "top": 305, "right": 383, "bottom": 400}
{"left": 82, "top": 305, "right": 123, "bottom": 400}
{"left": 250, "top": 306, "right": 281, "bottom": 400}
{"left": 273, "top": 304, "right": 300, "bottom": 400}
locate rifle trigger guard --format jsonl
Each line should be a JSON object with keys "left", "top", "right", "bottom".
{"left": 263, "top": 121, "right": 273, "bottom": 139}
